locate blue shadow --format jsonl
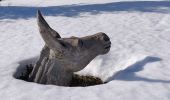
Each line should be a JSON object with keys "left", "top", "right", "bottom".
{"left": 107, "top": 56, "right": 170, "bottom": 83}
{"left": 0, "top": 1, "right": 170, "bottom": 19}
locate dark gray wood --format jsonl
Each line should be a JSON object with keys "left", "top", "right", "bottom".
{"left": 29, "top": 10, "right": 111, "bottom": 86}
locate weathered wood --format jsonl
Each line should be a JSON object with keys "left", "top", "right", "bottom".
{"left": 28, "top": 10, "right": 111, "bottom": 86}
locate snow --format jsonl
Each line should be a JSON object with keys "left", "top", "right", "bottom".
{"left": 0, "top": 0, "right": 170, "bottom": 100}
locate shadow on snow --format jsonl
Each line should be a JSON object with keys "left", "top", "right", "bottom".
{"left": 13, "top": 56, "right": 38, "bottom": 78}
{"left": 107, "top": 56, "right": 170, "bottom": 83}
{"left": 1, "top": 1, "right": 170, "bottom": 19}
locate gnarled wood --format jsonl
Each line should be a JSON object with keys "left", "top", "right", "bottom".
{"left": 28, "top": 10, "right": 111, "bottom": 86}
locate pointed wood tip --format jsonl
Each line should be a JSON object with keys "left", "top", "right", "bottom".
{"left": 37, "top": 10, "right": 43, "bottom": 20}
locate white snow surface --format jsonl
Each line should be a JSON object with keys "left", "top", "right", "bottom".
{"left": 0, "top": 0, "right": 170, "bottom": 100}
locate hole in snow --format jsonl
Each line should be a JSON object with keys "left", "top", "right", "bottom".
{"left": 13, "top": 57, "right": 105, "bottom": 87}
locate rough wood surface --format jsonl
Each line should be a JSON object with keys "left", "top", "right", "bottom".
{"left": 28, "top": 10, "right": 111, "bottom": 86}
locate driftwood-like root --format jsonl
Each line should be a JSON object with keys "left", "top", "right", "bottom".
{"left": 20, "top": 10, "right": 111, "bottom": 86}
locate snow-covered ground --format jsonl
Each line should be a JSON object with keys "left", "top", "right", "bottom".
{"left": 0, "top": 0, "right": 170, "bottom": 100}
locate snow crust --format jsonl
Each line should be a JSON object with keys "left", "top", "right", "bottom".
{"left": 0, "top": 0, "right": 170, "bottom": 100}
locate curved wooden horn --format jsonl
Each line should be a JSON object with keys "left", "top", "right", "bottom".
{"left": 37, "top": 10, "right": 63, "bottom": 50}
